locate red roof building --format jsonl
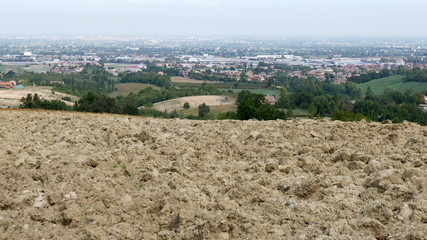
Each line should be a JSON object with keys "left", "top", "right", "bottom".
{"left": 0, "top": 82, "right": 13, "bottom": 89}
{"left": 265, "top": 96, "right": 276, "bottom": 105}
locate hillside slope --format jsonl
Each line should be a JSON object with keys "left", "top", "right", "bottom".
{"left": 358, "top": 75, "right": 427, "bottom": 95}
{"left": 152, "top": 95, "right": 234, "bottom": 112}
{"left": 0, "top": 110, "right": 426, "bottom": 239}
{"left": 0, "top": 86, "right": 77, "bottom": 107}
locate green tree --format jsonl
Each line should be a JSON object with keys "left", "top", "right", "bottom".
{"left": 365, "top": 86, "right": 375, "bottom": 100}
{"left": 183, "top": 102, "right": 190, "bottom": 109}
{"left": 5, "top": 70, "right": 15, "bottom": 78}
{"left": 308, "top": 102, "right": 317, "bottom": 117}
{"left": 19, "top": 93, "right": 68, "bottom": 110}
{"left": 233, "top": 82, "right": 239, "bottom": 89}
{"left": 121, "top": 95, "right": 139, "bottom": 115}
{"left": 276, "top": 87, "right": 289, "bottom": 108}
{"left": 237, "top": 93, "right": 286, "bottom": 120}
{"left": 74, "top": 91, "right": 119, "bottom": 113}
{"left": 416, "top": 92, "right": 426, "bottom": 104}
{"left": 198, "top": 103, "right": 210, "bottom": 119}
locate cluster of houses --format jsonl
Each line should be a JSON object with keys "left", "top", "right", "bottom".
{"left": 418, "top": 95, "right": 427, "bottom": 112}
{"left": 0, "top": 80, "right": 21, "bottom": 89}
{"left": 51, "top": 65, "right": 85, "bottom": 74}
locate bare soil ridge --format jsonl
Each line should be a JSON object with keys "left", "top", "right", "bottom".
{"left": 0, "top": 109, "right": 426, "bottom": 239}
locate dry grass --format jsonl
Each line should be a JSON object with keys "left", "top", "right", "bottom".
{"left": 108, "top": 83, "right": 160, "bottom": 97}
{"left": 152, "top": 95, "right": 234, "bottom": 112}
{"left": 171, "top": 76, "right": 218, "bottom": 84}
{"left": 0, "top": 86, "right": 77, "bottom": 107}
{"left": 180, "top": 104, "right": 237, "bottom": 116}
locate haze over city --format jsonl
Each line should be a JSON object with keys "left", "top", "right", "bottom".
{"left": 2, "top": 0, "right": 427, "bottom": 36}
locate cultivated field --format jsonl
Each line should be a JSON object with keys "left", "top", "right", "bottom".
{"left": 152, "top": 95, "right": 234, "bottom": 112}
{"left": 0, "top": 109, "right": 425, "bottom": 239}
{"left": 104, "top": 63, "right": 137, "bottom": 69}
{"left": 180, "top": 104, "right": 238, "bottom": 116}
{"left": 0, "top": 86, "right": 77, "bottom": 107}
{"left": 0, "top": 64, "right": 51, "bottom": 73}
{"left": 227, "top": 88, "right": 281, "bottom": 99}
{"left": 170, "top": 76, "right": 209, "bottom": 84}
{"left": 358, "top": 75, "right": 427, "bottom": 95}
{"left": 108, "top": 83, "right": 160, "bottom": 97}
{"left": 171, "top": 78, "right": 268, "bottom": 89}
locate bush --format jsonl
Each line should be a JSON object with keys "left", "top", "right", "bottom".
{"left": 20, "top": 93, "right": 69, "bottom": 111}
{"left": 73, "top": 91, "right": 120, "bottom": 113}
{"left": 198, "top": 103, "right": 210, "bottom": 119}
{"left": 237, "top": 92, "right": 286, "bottom": 120}
{"left": 331, "top": 109, "right": 368, "bottom": 122}
{"left": 61, "top": 96, "right": 72, "bottom": 102}
{"left": 183, "top": 102, "right": 190, "bottom": 109}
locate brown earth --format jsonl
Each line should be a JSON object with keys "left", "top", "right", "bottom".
{"left": 0, "top": 109, "right": 426, "bottom": 240}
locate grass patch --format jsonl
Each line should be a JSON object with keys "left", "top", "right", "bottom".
{"left": 104, "top": 63, "right": 135, "bottom": 69}
{"left": 113, "top": 164, "right": 126, "bottom": 169}
{"left": 0, "top": 64, "right": 51, "bottom": 73}
{"left": 181, "top": 104, "right": 237, "bottom": 116}
{"left": 358, "top": 75, "right": 427, "bottom": 95}
{"left": 0, "top": 65, "right": 25, "bottom": 73}
{"left": 109, "top": 83, "right": 160, "bottom": 97}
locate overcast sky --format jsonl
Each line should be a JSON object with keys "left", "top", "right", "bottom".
{"left": 2, "top": 0, "right": 427, "bottom": 37}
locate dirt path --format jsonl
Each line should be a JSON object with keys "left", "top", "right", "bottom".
{"left": 0, "top": 109, "right": 426, "bottom": 239}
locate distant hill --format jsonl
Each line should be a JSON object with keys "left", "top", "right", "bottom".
{"left": 358, "top": 75, "right": 427, "bottom": 95}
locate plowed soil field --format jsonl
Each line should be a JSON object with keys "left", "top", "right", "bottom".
{"left": 0, "top": 109, "right": 426, "bottom": 239}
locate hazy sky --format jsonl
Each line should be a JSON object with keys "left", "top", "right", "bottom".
{"left": 2, "top": 0, "right": 427, "bottom": 37}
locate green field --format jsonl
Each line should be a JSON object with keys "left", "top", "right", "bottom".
{"left": 225, "top": 89, "right": 281, "bottom": 98}
{"left": 109, "top": 83, "right": 160, "bottom": 97}
{"left": 104, "top": 63, "right": 135, "bottom": 69}
{"left": 358, "top": 75, "right": 427, "bottom": 95}
{"left": 0, "top": 64, "right": 51, "bottom": 73}
{"left": 0, "top": 65, "right": 25, "bottom": 73}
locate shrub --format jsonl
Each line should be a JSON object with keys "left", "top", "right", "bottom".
{"left": 183, "top": 102, "right": 190, "bottom": 109}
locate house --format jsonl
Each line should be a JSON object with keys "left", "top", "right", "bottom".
{"left": 0, "top": 82, "right": 13, "bottom": 89}
{"left": 265, "top": 96, "right": 276, "bottom": 105}
{"left": 418, "top": 104, "right": 427, "bottom": 112}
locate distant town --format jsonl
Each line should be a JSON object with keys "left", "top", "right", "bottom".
{"left": 1, "top": 36, "right": 426, "bottom": 84}
{"left": 1, "top": 36, "right": 426, "bottom": 123}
